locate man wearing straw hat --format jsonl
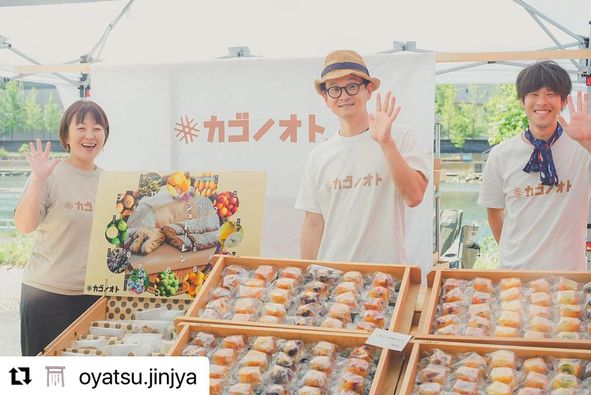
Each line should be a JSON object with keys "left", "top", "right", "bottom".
{"left": 295, "top": 49, "right": 429, "bottom": 264}
{"left": 478, "top": 60, "right": 591, "bottom": 271}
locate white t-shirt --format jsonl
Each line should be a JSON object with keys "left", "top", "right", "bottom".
{"left": 478, "top": 132, "right": 591, "bottom": 271}
{"left": 20, "top": 161, "right": 101, "bottom": 295}
{"left": 295, "top": 126, "right": 430, "bottom": 264}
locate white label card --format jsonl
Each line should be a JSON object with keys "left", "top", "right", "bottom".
{"left": 365, "top": 329, "right": 412, "bottom": 351}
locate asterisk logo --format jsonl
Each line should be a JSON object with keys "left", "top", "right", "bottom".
{"left": 174, "top": 115, "right": 199, "bottom": 144}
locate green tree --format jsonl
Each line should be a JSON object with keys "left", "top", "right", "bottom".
{"left": 485, "top": 84, "right": 528, "bottom": 145}
{"left": 24, "top": 88, "right": 44, "bottom": 135}
{"left": 0, "top": 80, "right": 25, "bottom": 138}
{"left": 435, "top": 84, "right": 457, "bottom": 139}
{"left": 43, "top": 93, "right": 61, "bottom": 134}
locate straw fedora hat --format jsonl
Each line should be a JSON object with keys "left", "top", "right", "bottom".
{"left": 314, "top": 50, "right": 381, "bottom": 94}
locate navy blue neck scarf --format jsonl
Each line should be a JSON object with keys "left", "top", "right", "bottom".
{"left": 522, "top": 123, "right": 563, "bottom": 186}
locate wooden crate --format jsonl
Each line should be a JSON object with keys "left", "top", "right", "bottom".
{"left": 398, "top": 339, "right": 591, "bottom": 395}
{"left": 416, "top": 269, "right": 591, "bottom": 349}
{"left": 171, "top": 321, "right": 408, "bottom": 395}
{"left": 42, "top": 295, "right": 192, "bottom": 356}
{"left": 179, "top": 255, "right": 421, "bottom": 335}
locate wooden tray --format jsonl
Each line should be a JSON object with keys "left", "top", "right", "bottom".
{"left": 171, "top": 322, "right": 408, "bottom": 395}
{"left": 397, "top": 339, "right": 591, "bottom": 395}
{"left": 42, "top": 296, "right": 192, "bottom": 356}
{"left": 179, "top": 255, "right": 422, "bottom": 335}
{"left": 415, "top": 269, "right": 591, "bottom": 349}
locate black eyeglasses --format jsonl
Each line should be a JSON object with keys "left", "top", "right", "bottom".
{"left": 324, "top": 82, "right": 367, "bottom": 99}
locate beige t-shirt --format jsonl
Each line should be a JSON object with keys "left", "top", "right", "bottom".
{"left": 20, "top": 161, "right": 101, "bottom": 295}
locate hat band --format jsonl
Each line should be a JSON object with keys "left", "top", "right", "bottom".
{"left": 321, "top": 62, "right": 370, "bottom": 78}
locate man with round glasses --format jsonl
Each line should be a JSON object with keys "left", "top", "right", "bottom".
{"left": 295, "top": 49, "right": 429, "bottom": 264}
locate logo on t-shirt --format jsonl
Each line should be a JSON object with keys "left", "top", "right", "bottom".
{"left": 512, "top": 179, "right": 572, "bottom": 200}
{"left": 324, "top": 172, "right": 384, "bottom": 192}
{"left": 63, "top": 200, "right": 94, "bottom": 211}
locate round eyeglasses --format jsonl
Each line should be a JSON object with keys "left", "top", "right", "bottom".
{"left": 324, "top": 82, "right": 367, "bottom": 99}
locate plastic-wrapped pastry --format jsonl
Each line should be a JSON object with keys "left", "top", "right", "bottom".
{"left": 232, "top": 313, "right": 256, "bottom": 322}
{"left": 210, "top": 364, "right": 229, "bottom": 379}
{"left": 300, "top": 291, "right": 321, "bottom": 305}
{"left": 328, "top": 303, "right": 352, "bottom": 323}
{"left": 436, "top": 314, "right": 461, "bottom": 329}
{"left": 556, "top": 290, "right": 579, "bottom": 305}
{"left": 238, "top": 366, "right": 262, "bottom": 384}
{"left": 427, "top": 349, "right": 452, "bottom": 367}
{"left": 523, "top": 330, "right": 547, "bottom": 338}
{"left": 356, "top": 322, "right": 377, "bottom": 333}
{"left": 551, "top": 373, "right": 578, "bottom": 389}
{"left": 201, "top": 309, "right": 222, "bottom": 320}
{"left": 292, "top": 316, "right": 317, "bottom": 327}
{"left": 191, "top": 331, "right": 216, "bottom": 348}
{"left": 335, "top": 292, "right": 360, "bottom": 310}
{"left": 362, "top": 310, "right": 385, "bottom": 328}
{"left": 306, "top": 281, "right": 329, "bottom": 296}
{"left": 583, "top": 362, "right": 591, "bottom": 380}
{"left": 265, "top": 385, "right": 288, "bottom": 395}
{"left": 237, "top": 286, "right": 264, "bottom": 299}
{"left": 530, "top": 292, "right": 551, "bottom": 307}
{"left": 258, "top": 315, "right": 281, "bottom": 324}
{"left": 550, "top": 390, "right": 576, "bottom": 395}
{"left": 467, "top": 314, "right": 491, "bottom": 331}
{"left": 499, "top": 277, "right": 523, "bottom": 290}
{"left": 234, "top": 298, "right": 262, "bottom": 315}
{"left": 349, "top": 345, "right": 373, "bottom": 362}
{"left": 490, "top": 367, "right": 517, "bottom": 387}
{"left": 490, "top": 350, "right": 516, "bottom": 369}
{"left": 582, "top": 281, "right": 591, "bottom": 294}
{"left": 528, "top": 305, "right": 553, "bottom": 319}
{"left": 239, "top": 350, "right": 268, "bottom": 369}
{"left": 417, "top": 363, "right": 450, "bottom": 384}
{"left": 367, "top": 286, "right": 391, "bottom": 304}
{"left": 498, "top": 310, "right": 521, "bottom": 328}
{"left": 435, "top": 324, "right": 461, "bottom": 336}
{"left": 268, "top": 288, "right": 290, "bottom": 305}
{"left": 455, "top": 352, "right": 486, "bottom": 372}
{"left": 275, "top": 352, "right": 297, "bottom": 371}
{"left": 556, "top": 317, "right": 581, "bottom": 333}
{"left": 321, "top": 317, "right": 344, "bottom": 328}
{"left": 528, "top": 316, "right": 552, "bottom": 333}
{"left": 209, "top": 378, "right": 224, "bottom": 395}
{"left": 517, "top": 389, "right": 543, "bottom": 395}
{"left": 222, "top": 335, "right": 246, "bottom": 350}
{"left": 557, "top": 277, "right": 579, "bottom": 291}
{"left": 416, "top": 382, "right": 442, "bottom": 395}
{"left": 440, "top": 301, "right": 463, "bottom": 316}
{"left": 206, "top": 297, "right": 232, "bottom": 316}
{"left": 267, "top": 365, "right": 295, "bottom": 385}
{"left": 254, "top": 265, "right": 276, "bottom": 284}
{"left": 528, "top": 278, "right": 551, "bottom": 292}
{"left": 311, "top": 341, "right": 337, "bottom": 358}
{"left": 302, "top": 369, "right": 328, "bottom": 389}
{"left": 223, "top": 264, "right": 249, "bottom": 276}
{"left": 281, "top": 339, "right": 304, "bottom": 358}
{"left": 557, "top": 359, "right": 582, "bottom": 377}
{"left": 243, "top": 278, "right": 266, "bottom": 288}
{"left": 442, "top": 287, "right": 466, "bottom": 303}
{"left": 499, "top": 287, "right": 522, "bottom": 302}
{"left": 372, "top": 272, "right": 396, "bottom": 289}
{"left": 464, "top": 326, "right": 488, "bottom": 337}
{"left": 469, "top": 303, "right": 491, "bottom": 320}
{"left": 558, "top": 304, "right": 582, "bottom": 318}
{"left": 308, "top": 265, "right": 342, "bottom": 284}
{"left": 182, "top": 345, "right": 208, "bottom": 356}
{"left": 363, "top": 298, "right": 387, "bottom": 313}
{"left": 343, "top": 271, "right": 364, "bottom": 287}
{"left": 334, "top": 282, "right": 360, "bottom": 296}
{"left": 297, "top": 303, "right": 321, "bottom": 318}
{"left": 494, "top": 325, "right": 519, "bottom": 337}
{"left": 295, "top": 386, "right": 322, "bottom": 395}
{"left": 471, "top": 291, "right": 492, "bottom": 304}
{"left": 442, "top": 278, "right": 465, "bottom": 293}
{"left": 279, "top": 267, "right": 302, "bottom": 281}
{"left": 252, "top": 336, "right": 277, "bottom": 355}
{"left": 451, "top": 379, "right": 478, "bottom": 395}
{"left": 455, "top": 366, "right": 481, "bottom": 383}
{"left": 275, "top": 277, "right": 297, "bottom": 291}
{"left": 557, "top": 332, "right": 581, "bottom": 339}
{"left": 228, "top": 383, "right": 254, "bottom": 395}
{"left": 345, "top": 358, "right": 371, "bottom": 377}
{"left": 338, "top": 372, "right": 365, "bottom": 394}
{"left": 473, "top": 277, "right": 494, "bottom": 294}
{"left": 212, "top": 348, "right": 237, "bottom": 365}
{"left": 210, "top": 286, "right": 233, "bottom": 300}
{"left": 486, "top": 381, "right": 512, "bottom": 395}
{"left": 264, "top": 303, "right": 287, "bottom": 318}
{"left": 309, "top": 356, "right": 333, "bottom": 374}
{"left": 523, "top": 357, "right": 548, "bottom": 374}
{"left": 222, "top": 274, "right": 242, "bottom": 291}
{"left": 501, "top": 300, "right": 525, "bottom": 314}
{"left": 524, "top": 371, "right": 549, "bottom": 389}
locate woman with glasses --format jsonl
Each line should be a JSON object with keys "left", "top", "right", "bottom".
{"left": 295, "top": 50, "right": 429, "bottom": 265}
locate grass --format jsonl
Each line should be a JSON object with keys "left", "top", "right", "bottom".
{"left": 0, "top": 233, "right": 32, "bottom": 268}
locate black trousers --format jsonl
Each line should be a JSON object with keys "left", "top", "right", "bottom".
{"left": 20, "top": 284, "right": 99, "bottom": 356}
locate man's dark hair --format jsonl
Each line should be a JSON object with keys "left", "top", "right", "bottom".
{"left": 516, "top": 60, "right": 572, "bottom": 101}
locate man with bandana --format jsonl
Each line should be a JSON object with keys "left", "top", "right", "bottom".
{"left": 478, "top": 60, "right": 591, "bottom": 271}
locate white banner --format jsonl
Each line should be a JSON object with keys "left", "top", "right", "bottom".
{"left": 93, "top": 53, "right": 435, "bottom": 275}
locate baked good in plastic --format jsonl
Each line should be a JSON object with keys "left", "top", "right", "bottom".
{"left": 469, "top": 303, "right": 491, "bottom": 320}
{"left": 349, "top": 345, "right": 373, "bottom": 362}
{"left": 223, "top": 264, "right": 249, "bottom": 276}
{"left": 495, "top": 325, "right": 519, "bottom": 338}
{"left": 222, "top": 274, "right": 242, "bottom": 291}
{"left": 228, "top": 383, "right": 254, "bottom": 395}
{"left": 267, "top": 365, "right": 295, "bottom": 385}
{"left": 528, "top": 278, "right": 551, "bottom": 292}
{"left": 467, "top": 315, "right": 491, "bottom": 332}
{"left": 320, "top": 317, "right": 344, "bottom": 328}
{"left": 252, "top": 336, "right": 277, "bottom": 355}
{"left": 264, "top": 303, "right": 287, "bottom": 318}
{"left": 473, "top": 277, "right": 494, "bottom": 294}
{"left": 455, "top": 366, "right": 481, "bottom": 382}
{"left": 490, "top": 366, "right": 517, "bottom": 387}
{"left": 281, "top": 340, "right": 304, "bottom": 358}
{"left": 306, "top": 280, "right": 329, "bottom": 296}
{"left": 232, "top": 313, "right": 256, "bottom": 322}
{"left": 557, "top": 277, "right": 579, "bottom": 291}
{"left": 436, "top": 314, "right": 461, "bottom": 329}
{"left": 550, "top": 373, "right": 578, "bottom": 389}
{"left": 486, "top": 381, "right": 512, "bottom": 395}
{"left": 361, "top": 310, "right": 385, "bottom": 328}
{"left": 556, "top": 317, "right": 581, "bottom": 333}
{"left": 363, "top": 297, "right": 387, "bottom": 313}
{"left": 210, "top": 286, "right": 232, "bottom": 300}
{"left": 524, "top": 371, "right": 549, "bottom": 389}
{"left": 455, "top": 352, "right": 486, "bottom": 372}
{"left": 268, "top": 288, "right": 290, "bottom": 305}
{"left": 471, "top": 291, "right": 492, "bottom": 304}
{"left": 334, "top": 281, "right": 360, "bottom": 296}
{"left": 238, "top": 286, "right": 265, "bottom": 299}
{"left": 490, "top": 350, "right": 516, "bottom": 369}
{"left": 528, "top": 316, "right": 553, "bottom": 333}
{"left": 328, "top": 303, "right": 352, "bottom": 323}
{"left": 265, "top": 384, "right": 288, "bottom": 395}
{"left": 464, "top": 326, "right": 488, "bottom": 337}
{"left": 279, "top": 266, "right": 302, "bottom": 281}
{"left": 239, "top": 349, "right": 269, "bottom": 369}
{"left": 498, "top": 310, "right": 521, "bottom": 328}
{"left": 499, "top": 277, "right": 523, "bottom": 290}
{"left": 275, "top": 277, "right": 298, "bottom": 291}
{"left": 556, "top": 359, "right": 583, "bottom": 377}
{"left": 234, "top": 298, "right": 262, "bottom": 315}
{"left": 501, "top": 300, "right": 525, "bottom": 314}
{"left": 427, "top": 349, "right": 452, "bottom": 367}
{"left": 297, "top": 303, "right": 321, "bottom": 318}
{"left": 191, "top": 331, "right": 216, "bottom": 348}
{"left": 558, "top": 304, "right": 583, "bottom": 318}
{"left": 523, "top": 357, "right": 548, "bottom": 374}
{"left": 209, "top": 378, "right": 224, "bottom": 395}
{"left": 295, "top": 386, "right": 322, "bottom": 395}
{"left": 345, "top": 357, "right": 371, "bottom": 377}
{"left": 335, "top": 292, "right": 360, "bottom": 310}
{"left": 300, "top": 291, "right": 321, "bottom": 305}
{"left": 529, "top": 305, "right": 553, "bottom": 319}
{"left": 212, "top": 348, "right": 237, "bottom": 365}
{"left": 238, "top": 366, "right": 262, "bottom": 384}
{"left": 416, "top": 382, "right": 442, "bottom": 395}
{"left": 206, "top": 297, "right": 232, "bottom": 316}
{"left": 356, "top": 321, "right": 377, "bottom": 332}
{"left": 529, "top": 291, "right": 552, "bottom": 307}
{"left": 442, "top": 278, "right": 465, "bottom": 293}
{"left": 309, "top": 355, "right": 333, "bottom": 374}
{"left": 451, "top": 379, "right": 478, "bottom": 395}
{"left": 308, "top": 264, "right": 342, "bottom": 284}
{"left": 372, "top": 272, "right": 396, "bottom": 289}
{"left": 302, "top": 369, "right": 329, "bottom": 388}
{"left": 201, "top": 308, "right": 222, "bottom": 320}
{"left": 556, "top": 290, "right": 579, "bottom": 305}
{"left": 499, "top": 286, "right": 522, "bottom": 302}
{"left": 440, "top": 301, "right": 463, "bottom": 315}
{"left": 442, "top": 287, "right": 466, "bottom": 303}
{"left": 254, "top": 265, "right": 276, "bottom": 284}
{"left": 243, "top": 278, "right": 266, "bottom": 288}
{"left": 275, "top": 352, "right": 297, "bottom": 371}
{"left": 222, "top": 335, "right": 246, "bottom": 350}
{"left": 435, "top": 324, "right": 462, "bottom": 336}
{"left": 209, "top": 364, "right": 229, "bottom": 379}
{"left": 258, "top": 315, "right": 282, "bottom": 324}
{"left": 343, "top": 271, "right": 364, "bottom": 287}
{"left": 367, "top": 286, "right": 391, "bottom": 304}
{"left": 417, "top": 363, "right": 449, "bottom": 384}
{"left": 182, "top": 345, "right": 208, "bottom": 356}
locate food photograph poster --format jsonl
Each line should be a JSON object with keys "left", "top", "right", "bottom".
{"left": 84, "top": 170, "right": 266, "bottom": 299}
